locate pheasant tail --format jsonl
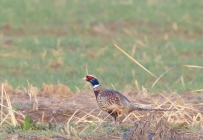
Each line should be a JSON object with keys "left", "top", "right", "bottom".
{"left": 129, "top": 104, "right": 171, "bottom": 112}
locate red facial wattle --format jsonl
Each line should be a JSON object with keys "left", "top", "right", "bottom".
{"left": 86, "top": 75, "right": 93, "bottom": 81}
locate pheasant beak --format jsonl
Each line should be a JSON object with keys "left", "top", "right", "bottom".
{"left": 82, "top": 77, "right": 87, "bottom": 81}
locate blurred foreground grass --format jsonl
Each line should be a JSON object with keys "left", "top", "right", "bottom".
{"left": 0, "top": 0, "right": 203, "bottom": 93}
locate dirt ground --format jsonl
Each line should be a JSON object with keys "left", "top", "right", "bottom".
{"left": 1, "top": 82, "right": 203, "bottom": 139}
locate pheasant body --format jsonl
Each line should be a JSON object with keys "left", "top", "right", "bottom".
{"left": 94, "top": 86, "right": 130, "bottom": 112}
{"left": 84, "top": 75, "right": 169, "bottom": 121}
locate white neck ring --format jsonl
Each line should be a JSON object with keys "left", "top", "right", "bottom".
{"left": 93, "top": 84, "right": 100, "bottom": 89}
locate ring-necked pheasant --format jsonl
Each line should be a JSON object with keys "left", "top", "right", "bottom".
{"left": 83, "top": 74, "right": 170, "bottom": 122}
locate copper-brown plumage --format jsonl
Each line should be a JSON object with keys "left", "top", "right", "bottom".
{"left": 83, "top": 74, "right": 169, "bottom": 121}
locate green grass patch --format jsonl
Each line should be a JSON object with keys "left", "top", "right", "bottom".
{"left": 0, "top": 0, "right": 203, "bottom": 93}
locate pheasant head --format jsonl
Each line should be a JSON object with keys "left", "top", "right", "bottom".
{"left": 83, "top": 74, "right": 100, "bottom": 88}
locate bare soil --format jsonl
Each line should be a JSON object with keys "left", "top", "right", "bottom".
{"left": 1, "top": 82, "right": 203, "bottom": 139}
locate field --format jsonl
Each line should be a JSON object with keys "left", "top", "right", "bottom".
{"left": 0, "top": 0, "right": 203, "bottom": 139}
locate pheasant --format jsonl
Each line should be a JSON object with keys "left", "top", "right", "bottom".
{"left": 83, "top": 74, "right": 170, "bottom": 121}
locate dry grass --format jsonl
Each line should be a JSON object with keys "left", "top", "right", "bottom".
{"left": 0, "top": 81, "right": 202, "bottom": 139}
{"left": 113, "top": 44, "right": 203, "bottom": 127}
{"left": 0, "top": 84, "right": 24, "bottom": 128}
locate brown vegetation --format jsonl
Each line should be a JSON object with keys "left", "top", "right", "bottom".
{"left": 0, "top": 81, "right": 203, "bottom": 139}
